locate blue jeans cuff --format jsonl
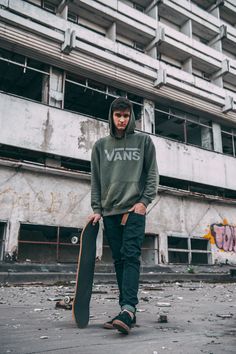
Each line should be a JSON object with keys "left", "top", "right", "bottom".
{"left": 121, "top": 304, "right": 136, "bottom": 313}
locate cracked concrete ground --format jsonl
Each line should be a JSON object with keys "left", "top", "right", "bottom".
{"left": 0, "top": 282, "right": 235, "bottom": 354}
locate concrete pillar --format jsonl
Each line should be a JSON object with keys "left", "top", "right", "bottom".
{"left": 44, "top": 67, "right": 64, "bottom": 168}
{"left": 212, "top": 122, "right": 223, "bottom": 153}
{"left": 49, "top": 67, "right": 64, "bottom": 109}
{"left": 141, "top": 99, "right": 155, "bottom": 133}
{"left": 5, "top": 221, "right": 20, "bottom": 257}
{"left": 145, "top": 3, "right": 158, "bottom": 20}
{"left": 181, "top": 20, "right": 193, "bottom": 74}
{"left": 106, "top": 22, "right": 116, "bottom": 41}
{"left": 201, "top": 126, "right": 213, "bottom": 150}
{"left": 181, "top": 19, "right": 192, "bottom": 37}
{"left": 182, "top": 58, "right": 192, "bottom": 74}
{"left": 57, "top": 0, "right": 68, "bottom": 19}
{"left": 158, "top": 232, "right": 168, "bottom": 264}
{"left": 146, "top": 4, "right": 158, "bottom": 59}
{"left": 208, "top": 6, "right": 223, "bottom": 87}
{"left": 42, "top": 75, "right": 49, "bottom": 104}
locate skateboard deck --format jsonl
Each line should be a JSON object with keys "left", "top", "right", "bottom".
{"left": 72, "top": 219, "right": 99, "bottom": 328}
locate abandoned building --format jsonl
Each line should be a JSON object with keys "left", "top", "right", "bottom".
{"left": 0, "top": 0, "right": 236, "bottom": 266}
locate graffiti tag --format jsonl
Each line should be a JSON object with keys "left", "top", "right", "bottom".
{"left": 210, "top": 224, "right": 236, "bottom": 252}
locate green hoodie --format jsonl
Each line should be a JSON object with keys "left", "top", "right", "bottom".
{"left": 91, "top": 100, "right": 159, "bottom": 216}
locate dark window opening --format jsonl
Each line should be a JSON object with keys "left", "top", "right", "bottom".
{"left": 64, "top": 78, "right": 114, "bottom": 120}
{"left": 133, "top": 3, "right": 145, "bottom": 12}
{"left": 168, "top": 236, "right": 188, "bottom": 249}
{"left": 160, "top": 176, "right": 189, "bottom": 190}
{"left": 222, "top": 131, "right": 235, "bottom": 157}
{"left": 168, "top": 251, "right": 188, "bottom": 264}
{"left": 61, "top": 157, "right": 91, "bottom": 172}
{"left": 168, "top": 236, "right": 210, "bottom": 264}
{"left": 191, "top": 252, "right": 209, "bottom": 264}
{"left": 0, "top": 222, "right": 6, "bottom": 261}
{"left": 41, "top": 0, "right": 56, "bottom": 13}
{"left": 191, "top": 0, "right": 215, "bottom": 11}
{"left": 0, "top": 144, "right": 46, "bottom": 165}
{"left": 18, "top": 223, "right": 82, "bottom": 263}
{"left": 64, "top": 74, "right": 143, "bottom": 121}
{"left": 68, "top": 12, "right": 79, "bottom": 23}
{"left": 160, "top": 175, "right": 236, "bottom": 200}
{"left": 141, "top": 234, "right": 158, "bottom": 265}
{"left": 0, "top": 48, "right": 48, "bottom": 102}
{"left": 155, "top": 104, "right": 212, "bottom": 149}
{"left": 102, "top": 233, "right": 158, "bottom": 265}
{"left": 191, "top": 238, "right": 208, "bottom": 251}
{"left": 0, "top": 144, "right": 91, "bottom": 173}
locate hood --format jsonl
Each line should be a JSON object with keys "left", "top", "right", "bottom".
{"left": 108, "top": 98, "right": 136, "bottom": 138}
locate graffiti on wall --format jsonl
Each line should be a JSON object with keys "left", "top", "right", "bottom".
{"left": 204, "top": 220, "right": 236, "bottom": 252}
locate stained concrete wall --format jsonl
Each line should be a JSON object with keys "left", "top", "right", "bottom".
{"left": 1, "top": 93, "right": 236, "bottom": 191}
{"left": 0, "top": 93, "right": 108, "bottom": 161}
{"left": 0, "top": 165, "right": 91, "bottom": 255}
{"left": 0, "top": 161, "right": 235, "bottom": 265}
{"left": 146, "top": 193, "right": 236, "bottom": 265}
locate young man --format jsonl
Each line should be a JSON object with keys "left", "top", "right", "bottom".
{"left": 90, "top": 97, "right": 158, "bottom": 334}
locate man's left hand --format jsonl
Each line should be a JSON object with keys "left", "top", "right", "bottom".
{"left": 129, "top": 203, "right": 146, "bottom": 215}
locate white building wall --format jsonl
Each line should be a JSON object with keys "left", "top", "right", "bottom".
{"left": 0, "top": 0, "right": 236, "bottom": 265}
{"left": 1, "top": 93, "right": 236, "bottom": 191}
{"left": 1, "top": 162, "right": 235, "bottom": 264}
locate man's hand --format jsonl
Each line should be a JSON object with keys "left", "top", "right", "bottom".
{"left": 129, "top": 203, "right": 146, "bottom": 215}
{"left": 89, "top": 213, "right": 102, "bottom": 225}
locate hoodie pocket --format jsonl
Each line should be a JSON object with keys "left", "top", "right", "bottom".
{"left": 101, "top": 182, "right": 141, "bottom": 210}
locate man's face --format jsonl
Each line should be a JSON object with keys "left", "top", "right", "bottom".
{"left": 112, "top": 109, "right": 131, "bottom": 133}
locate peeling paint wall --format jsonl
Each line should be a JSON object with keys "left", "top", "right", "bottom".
{"left": 1, "top": 164, "right": 236, "bottom": 264}
{"left": 1, "top": 94, "right": 236, "bottom": 191}
{"left": 0, "top": 166, "right": 91, "bottom": 255}
{"left": 146, "top": 193, "right": 236, "bottom": 265}
{"left": 0, "top": 94, "right": 109, "bottom": 161}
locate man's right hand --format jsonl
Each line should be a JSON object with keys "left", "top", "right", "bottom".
{"left": 89, "top": 213, "right": 102, "bottom": 225}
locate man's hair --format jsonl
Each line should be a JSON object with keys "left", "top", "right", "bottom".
{"left": 111, "top": 97, "right": 133, "bottom": 113}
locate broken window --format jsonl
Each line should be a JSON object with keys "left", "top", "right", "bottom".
{"left": 68, "top": 11, "right": 79, "bottom": 24}
{"left": 0, "top": 144, "right": 91, "bottom": 173}
{"left": 102, "top": 233, "right": 158, "bottom": 265}
{"left": 191, "top": 238, "right": 211, "bottom": 264}
{"left": 154, "top": 104, "right": 212, "bottom": 149}
{"left": 18, "top": 223, "right": 82, "bottom": 263}
{"left": 222, "top": 126, "right": 236, "bottom": 157}
{"left": 168, "top": 236, "right": 211, "bottom": 264}
{"left": 61, "top": 157, "right": 91, "bottom": 172}
{"left": 41, "top": 0, "right": 56, "bottom": 13}
{"left": 0, "top": 48, "right": 49, "bottom": 102}
{"left": 0, "top": 222, "right": 6, "bottom": 261}
{"left": 64, "top": 73, "right": 143, "bottom": 121}
{"left": 160, "top": 176, "right": 236, "bottom": 200}
{"left": 141, "top": 233, "right": 159, "bottom": 265}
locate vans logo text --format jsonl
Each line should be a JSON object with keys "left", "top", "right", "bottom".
{"left": 104, "top": 148, "right": 140, "bottom": 161}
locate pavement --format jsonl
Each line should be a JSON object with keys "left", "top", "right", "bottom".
{"left": 0, "top": 281, "right": 235, "bottom": 354}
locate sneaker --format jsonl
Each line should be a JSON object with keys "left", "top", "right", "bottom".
{"left": 103, "top": 313, "right": 136, "bottom": 330}
{"left": 103, "top": 315, "right": 119, "bottom": 329}
{"left": 113, "top": 310, "right": 135, "bottom": 334}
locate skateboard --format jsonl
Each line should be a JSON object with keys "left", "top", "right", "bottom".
{"left": 72, "top": 219, "right": 99, "bottom": 328}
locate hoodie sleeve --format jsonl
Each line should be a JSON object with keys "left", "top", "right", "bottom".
{"left": 139, "top": 135, "right": 159, "bottom": 207}
{"left": 91, "top": 141, "right": 102, "bottom": 214}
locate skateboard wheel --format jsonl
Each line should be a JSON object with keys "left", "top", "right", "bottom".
{"left": 71, "top": 235, "right": 79, "bottom": 244}
{"left": 64, "top": 296, "right": 71, "bottom": 304}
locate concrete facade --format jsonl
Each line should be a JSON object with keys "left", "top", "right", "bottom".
{"left": 0, "top": 0, "right": 236, "bottom": 266}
